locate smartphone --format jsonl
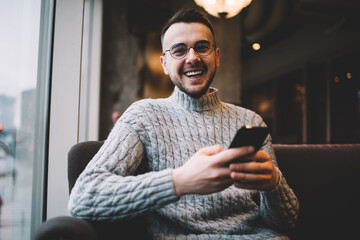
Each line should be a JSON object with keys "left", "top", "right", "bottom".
{"left": 229, "top": 126, "right": 269, "bottom": 151}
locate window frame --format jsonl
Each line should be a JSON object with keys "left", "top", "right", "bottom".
{"left": 45, "top": 0, "right": 102, "bottom": 220}
{"left": 30, "top": 0, "right": 55, "bottom": 236}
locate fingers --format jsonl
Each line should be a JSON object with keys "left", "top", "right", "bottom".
{"left": 229, "top": 161, "right": 273, "bottom": 174}
{"left": 230, "top": 161, "right": 279, "bottom": 191}
{"left": 230, "top": 171, "right": 272, "bottom": 183}
{"left": 199, "top": 144, "right": 225, "bottom": 156}
{"left": 208, "top": 167, "right": 232, "bottom": 180}
{"left": 230, "top": 171, "right": 277, "bottom": 191}
{"left": 228, "top": 150, "right": 279, "bottom": 191}
{"left": 252, "top": 150, "right": 271, "bottom": 162}
{"left": 232, "top": 177, "right": 278, "bottom": 191}
{"left": 213, "top": 146, "right": 255, "bottom": 166}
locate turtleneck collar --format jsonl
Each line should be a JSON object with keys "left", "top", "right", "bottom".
{"left": 169, "top": 86, "right": 223, "bottom": 112}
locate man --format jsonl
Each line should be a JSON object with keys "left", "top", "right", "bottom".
{"left": 69, "top": 9, "right": 299, "bottom": 239}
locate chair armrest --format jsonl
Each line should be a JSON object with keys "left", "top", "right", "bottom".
{"left": 34, "top": 216, "right": 98, "bottom": 240}
{"left": 35, "top": 215, "right": 149, "bottom": 240}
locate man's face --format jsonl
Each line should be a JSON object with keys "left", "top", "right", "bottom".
{"left": 160, "top": 22, "right": 220, "bottom": 97}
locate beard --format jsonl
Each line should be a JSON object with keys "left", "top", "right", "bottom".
{"left": 170, "top": 67, "right": 217, "bottom": 98}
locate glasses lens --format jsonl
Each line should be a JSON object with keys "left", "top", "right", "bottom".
{"left": 170, "top": 43, "right": 187, "bottom": 59}
{"left": 168, "top": 41, "right": 214, "bottom": 59}
{"left": 195, "top": 41, "right": 212, "bottom": 56}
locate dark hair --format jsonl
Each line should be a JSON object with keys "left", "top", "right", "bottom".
{"left": 161, "top": 9, "right": 215, "bottom": 46}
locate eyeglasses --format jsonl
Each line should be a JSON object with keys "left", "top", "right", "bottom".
{"left": 163, "top": 40, "right": 216, "bottom": 59}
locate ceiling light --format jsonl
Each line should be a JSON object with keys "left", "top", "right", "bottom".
{"left": 194, "top": 0, "right": 252, "bottom": 19}
{"left": 252, "top": 43, "right": 261, "bottom": 50}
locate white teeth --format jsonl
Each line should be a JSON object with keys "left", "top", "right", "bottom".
{"left": 185, "top": 70, "right": 202, "bottom": 77}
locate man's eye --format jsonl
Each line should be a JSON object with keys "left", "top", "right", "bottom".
{"left": 195, "top": 42, "right": 211, "bottom": 53}
{"left": 172, "top": 48, "right": 186, "bottom": 55}
{"left": 196, "top": 46, "right": 210, "bottom": 53}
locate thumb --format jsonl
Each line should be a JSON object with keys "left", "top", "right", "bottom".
{"left": 213, "top": 146, "right": 255, "bottom": 166}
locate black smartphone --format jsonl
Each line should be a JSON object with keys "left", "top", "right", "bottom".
{"left": 229, "top": 126, "right": 269, "bottom": 151}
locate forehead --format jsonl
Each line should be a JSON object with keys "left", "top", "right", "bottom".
{"left": 162, "top": 22, "right": 214, "bottom": 49}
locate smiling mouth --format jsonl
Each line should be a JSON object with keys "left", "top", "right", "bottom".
{"left": 184, "top": 70, "right": 203, "bottom": 78}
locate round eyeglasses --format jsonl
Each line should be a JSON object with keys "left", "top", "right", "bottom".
{"left": 163, "top": 40, "right": 216, "bottom": 59}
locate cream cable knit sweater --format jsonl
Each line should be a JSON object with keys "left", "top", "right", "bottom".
{"left": 69, "top": 87, "right": 299, "bottom": 239}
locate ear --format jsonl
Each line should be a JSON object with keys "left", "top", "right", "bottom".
{"left": 215, "top": 47, "right": 220, "bottom": 68}
{"left": 160, "top": 55, "right": 169, "bottom": 75}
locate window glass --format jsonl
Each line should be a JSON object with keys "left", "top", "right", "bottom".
{"left": 330, "top": 51, "right": 360, "bottom": 143}
{"left": 275, "top": 70, "right": 305, "bottom": 144}
{"left": 0, "top": 0, "right": 46, "bottom": 239}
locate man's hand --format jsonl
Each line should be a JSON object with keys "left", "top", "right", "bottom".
{"left": 171, "top": 145, "right": 254, "bottom": 197}
{"left": 229, "top": 150, "right": 279, "bottom": 191}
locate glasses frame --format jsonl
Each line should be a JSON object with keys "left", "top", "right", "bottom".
{"left": 163, "top": 40, "right": 216, "bottom": 60}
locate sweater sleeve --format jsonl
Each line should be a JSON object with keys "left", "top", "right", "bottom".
{"left": 258, "top": 136, "right": 299, "bottom": 234}
{"left": 259, "top": 171, "right": 299, "bottom": 233}
{"left": 68, "top": 121, "right": 178, "bottom": 221}
{"left": 243, "top": 109, "right": 299, "bottom": 233}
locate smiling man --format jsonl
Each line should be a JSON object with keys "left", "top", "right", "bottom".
{"left": 160, "top": 20, "right": 219, "bottom": 97}
{"left": 69, "top": 9, "right": 299, "bottom": 239}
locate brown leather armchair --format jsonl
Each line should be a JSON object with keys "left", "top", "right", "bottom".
{"left": 35, "top": 141, "right": 147, "bottom": 240}
{"left": 35, "top": 142, "right": 360, "bottom": 240}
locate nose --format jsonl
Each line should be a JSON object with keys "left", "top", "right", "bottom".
{"left": 185, "top": 47, "right": 200, "bottom": 63}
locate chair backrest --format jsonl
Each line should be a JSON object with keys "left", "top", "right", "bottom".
{"left": 67, "top": 142, "right": 360, "bottom": 239}
{"left": 67, "top": 141, "right": 104, "bottom": 194}
{"left": 273, "top": 144, "right": 360, "bottom": 239}
{"left": 67, "top": 140, "right": 148, "bottom": 239}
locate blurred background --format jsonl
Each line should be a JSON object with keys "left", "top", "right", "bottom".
{"left": 98, "top": 0, "right": 360, "bottom": 144}
{"left": 0, "top": 0, "right": 359, "bottom": 239}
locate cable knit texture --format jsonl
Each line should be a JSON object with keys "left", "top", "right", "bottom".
{"left": 69, "top": 87, "right": 299, "bottom": 239}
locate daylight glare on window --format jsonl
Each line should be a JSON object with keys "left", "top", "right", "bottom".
{"left": 0, "top": 0, "right": 42, "bottom": 239}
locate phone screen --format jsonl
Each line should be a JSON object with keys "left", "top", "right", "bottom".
{"left": 229, "top": 126, "right": 269, "bottom": 151}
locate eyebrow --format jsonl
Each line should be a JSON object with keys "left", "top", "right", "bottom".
{"left": 171, "top": 43, "right": 185, "bottom": 49}
{"left": 171, "top": 40, "right": 211, "bottom": 48}
{"left": 196, "top": 40, "right": 211, "bottom": 45}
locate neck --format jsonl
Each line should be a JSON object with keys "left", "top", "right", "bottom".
{"left": 169, "top": 86, "right": 222, "bottom": 112}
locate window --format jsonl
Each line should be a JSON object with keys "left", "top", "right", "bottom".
{"left": 0, "top": 0, "right": 53, "bottom": 239}
{"left": 242, "top": 51, "right": 360, "bottom": 144}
